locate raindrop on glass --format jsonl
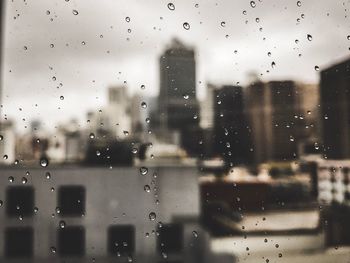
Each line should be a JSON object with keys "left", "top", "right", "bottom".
{"left": 141, "top": 101, "right": 147, "bottom": 109}
{"left": 183, "top": 22, "right": 190, "bottom": 30}
{"left": 50, "top": 246, "right": 57, "bottom": 254}
{"left": 59, "top": 220, "right": 66, "bottom": 228}
{"left": 144, "top": 185, "right": 151, "bottom": 193}
{"left": 167, "top": 3, "right": 175, "bottom": 11}
{"left": 149, "top": 212, "right": 156, "bottom": 221}
{"left": 131, "top": 148, "right": 138, "bottom": 154}
{"left": 39, "top": 157, "right": 49, "bottom": 167}
{"left": 140, "top": 167, "right": 148, "bottom": 176}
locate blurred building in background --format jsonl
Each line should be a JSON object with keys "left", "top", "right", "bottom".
{"left": 295, "top": 83, "right": 320, "bottom": 157}
{"left": 157, "top": 39, "right": 200, "bottom": 150}
{"left": 320, "top": 58, "right": 350, "bottom": 159}
{"left": 0, "top": 120, "right": 15, "bottom": 164}
{"left": 213, "top": 85, "right": 253, "bottom": 166}
{"left": 246, "top": 81, "right": 299, "bottom": 163}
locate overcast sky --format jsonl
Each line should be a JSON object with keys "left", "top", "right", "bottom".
{"left": 2, "top": 0, "right": 350, "bottom": 132}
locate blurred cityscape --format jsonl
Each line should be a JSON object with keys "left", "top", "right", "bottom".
{"left": 1, "top": 1, "right": 350, "bottom": 262}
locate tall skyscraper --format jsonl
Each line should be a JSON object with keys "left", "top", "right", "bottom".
{"left": 320, "top": 58, "right": 350, "bottom": 159}
{"left": 246, "top": 81, "right": 299, "bottom": 163}
{"left": 213, "top": 85, "right": 253, "bottom": 165}
{"left": 158, "top": 39, "right": 200, "bottom": 137}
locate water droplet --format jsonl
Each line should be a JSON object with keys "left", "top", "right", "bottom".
{"left": 46, "top": 10, "right": 51, "bottom": 15}
{"left": 60, "top": 95, "right": 64, "bottom": 100}
{"left": 89, "top": 133, "right": 95, "bottom": 139}
{"left": 23, "top": 46, "right": 28, "bottom": 50}
{"left": 125, "top": 17, "right": 130, "bottom": 22}
{"left": 0, "top": 135, "right": 3, "bottom": 141}
{"left": 149, "top": 212, "right": 156, "bottom": 221}
{"left": 81, "top": 41, "right": 86, "bottom": 45}
{"left": 34, "top": 207, "right": 38, "bottom": 213}
{"left": 0, "top": 200, "right": 3, "bottom": 207}
{"left": 39, "top": 157, "right": 49, "bottom": 167}
{"left": 72, "top": 9, "right": 79, "bottom": 15}
{"left": 347, "top": 35, "right": 350, "bottom": 40}
{"left": 144, "top": 185, "right": 151, "bottom": 193}
{"left": 314, "top": 65, "right": 320, "bottom": 71}
{"left": 183, "top": 94, "right": 189, "bottom": 100}
{"left": 45, "top": 172, "right": 51, "bottom": 179}
{"left": 220, "top": 21, "right": 226, "bottom": 27}
{"left": 140, "top": 84, "right": 145, "bottom": 90}
{"left": 192, "top": 231, "right": 198, "bottom": 238}
{"left": 307, "top": 34, "right": 312, "bottom": 41}
{"left": 50, "top": 246, "right": 56, "bottom": 254}
{"left": 145, "top": 117, "right": 151, "bottom": 124}
{"left": 271, "top": 61, "right": 276, "bottom": 68}
{"left": 167, "top": 3, "right": 175, "bottom": 10}
{"left": 8, "top": 176, "right": 14, "bottom": 183}
{"left": 131, "top": 148, "right": 138, "bottom": 154}
{"left": 141, "top": 101, "right": 147, "bottom": 109}
{"left": 50, "top": 43, "right": 54, "bottom": 48}
{"left": 22, "top": 177, "right": 28, "bottom": 184}
{"left": 250, "top": 1, "right": 256, "bottom": 8}
{"left": 183, "top": 22, "right": 190, "bottom": 30}
{"left": 161, "top": 252, "right": 168, "bottom": 259}
{"left": 297, "top": 1, "right": 301, "bottom": 7}
{"left": 59, "top": 220, "right": 66, "bottom": 228}
{"left": 140, "top": 167, "right": 148, "bottom": 176}
{"left": 3, "top": 154, "right": 8, "bottom": 160}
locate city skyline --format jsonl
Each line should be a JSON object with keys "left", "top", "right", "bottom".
{"left": 2, "top": 0, "right": 350, "bottom": 131}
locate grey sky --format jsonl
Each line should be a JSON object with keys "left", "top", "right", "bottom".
{"left": 2, "top": 0, "right": 350, "bottom": 132}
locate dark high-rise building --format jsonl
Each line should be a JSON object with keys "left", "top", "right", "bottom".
{"left": 158, "top": 39, "right": 200, "bottom": 133}
{"left": 320, "top": 58, "right": 350, "bottom": 159}
{"left": 246, "top": 81, "right": 299, "bottom": 163}
{"left": 213, "top": 85, "right": 253, "bottom": 165}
